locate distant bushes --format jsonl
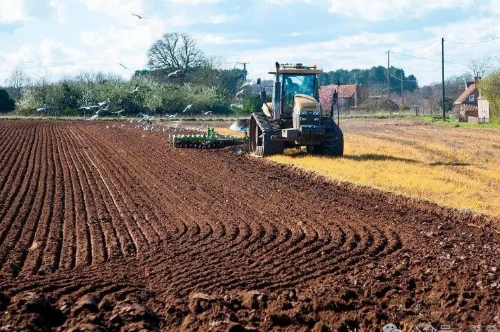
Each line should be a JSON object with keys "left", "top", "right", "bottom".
{"left": 0, "top": 88, "right": 15, "bottom": 113}
{"left": 16, "top": 73, "right": 237, "bottom": 117}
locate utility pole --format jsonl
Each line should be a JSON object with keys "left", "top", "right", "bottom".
{"left": 387, "top": 51, "right": 390, "bottom": 101}
{"left": 441, "top": 38, "right": 446, "bottom": 121}
{"left": 237, "top": 62, "right": 250, "bottom": 81}
{"left": 401, "top": 70, "right": 404, "bottom": 107}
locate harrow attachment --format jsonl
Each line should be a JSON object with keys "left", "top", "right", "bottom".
{"left": 169, "top": 127, "right": 245, "bottom": 149}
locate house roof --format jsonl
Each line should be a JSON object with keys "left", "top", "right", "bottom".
{"left": 320, "top": 84, "right": 357, "bottom": 99}
{"left": 454, "top": 84, "right": 476, "bottom": 105}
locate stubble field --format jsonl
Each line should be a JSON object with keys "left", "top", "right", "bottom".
{"left": 271, "top": 118, "right": 500, "bottom": 218}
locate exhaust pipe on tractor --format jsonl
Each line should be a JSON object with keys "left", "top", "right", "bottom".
{"left": 273, "top": 62, "right": 281, "bottom": 121}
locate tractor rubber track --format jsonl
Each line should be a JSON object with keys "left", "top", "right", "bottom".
{"left": 0, "top": 120, "right": 499, "bottom": 332}
{"left": 251, "top": 113, "right": 284, "bottom": 157}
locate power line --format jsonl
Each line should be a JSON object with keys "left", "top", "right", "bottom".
{"left": 416, "top": 43, "right": 442, "bottom": 57}
{"left": 447, "top": 36, "right": 500, "bottom": 45}
{"left": 389, "top": 74, "right": 418, "bottom": 82}
{"left": 390, "top": 51, "right": 467, "bottom": 66}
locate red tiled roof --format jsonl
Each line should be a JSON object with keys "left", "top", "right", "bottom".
{"left": 320, "top": 84, "right": 357, "bottom": 99}
{"left": 454, "top": 84, "right": 476, "bottom": 105}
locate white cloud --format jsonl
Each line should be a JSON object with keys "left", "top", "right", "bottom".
{"left": 80, "top": 31, "right": 105, "bottom": 46}
{"left": 222, "top": 24, "right": 498, "bottom": 86}
{"left": 76, "top": 16, "right": 167, "bottom": 75}
{"left": 50, "top": 0, "right": 67, "bottom": 23}
{"left": 0, "top": 39, "right": 87, "bottom": 80}
{"left": 167, "top": 12, "right": 239, "bottom": 26}
{"left": 327, "top": 0, "right": 474, "bottom": 21}
{"left": 200, "top": 34, "right": 262, "bottom": 45}
{"left": 163, "top": 0, "right": 222, "bottom": 4}
{"left": 265, "top": 0, "right": 474, "bottom": 21}
{"left": 38, "top": 39, "right": 87, "bottom": 65}
{"left": 0, "top": 0, "right": 30, "bottom": 24}
{"left": 209, "top": 14, "right": 238, "bottom": 24}
{"left": 264, "top": 0, "right": 310, "bottom": 4}
{"left": 76, "top": 0, "right": 145, "bottom": 23}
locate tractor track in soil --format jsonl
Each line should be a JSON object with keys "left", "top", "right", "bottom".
{"left": 0, "top": 120, "right": 499, "bottom": 331}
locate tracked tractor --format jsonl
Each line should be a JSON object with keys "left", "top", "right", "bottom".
{"left": 232, "top": 62, "right": 344, "bottom": 157}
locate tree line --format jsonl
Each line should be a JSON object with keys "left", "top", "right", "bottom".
{"left": 319, "top": 66, "right": 419, "bottom": 94}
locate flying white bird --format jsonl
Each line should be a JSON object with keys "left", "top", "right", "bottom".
{"left": 119, "top": 63, "right": 128, "bottom": 69}
{"left": 230, "top": 103, "right": 243, "bottom": 109}
{"left": 132, "top": 13, "right": 146, "bottom": 19}
{"left": 79, "top": 106, "right": 98, "bottom": 111}
{"left": 183, "top": 104, "right": 193, "bottom": 113}
{"left": 239, "top": 82, "right": 253, "bottom": 90}
{"left": 98, "top": 99, "right": 110, "bottom": 107}
{"left": 37, "top": 107, "right": 48, "bottom": 112}
{"left": 202, "top": 111, "right": 212, "bottom": 116}
{"left": 167, "top": 70, "right": 182, "bottom": 78}
{"left": 137, "top": 113, "right": 155, "bottom": 124}
{"left": 131, "top": 86, "right": 140, "bottom": 93}
{"left": 235, "top": 89, "right": 245, "bottom": 98}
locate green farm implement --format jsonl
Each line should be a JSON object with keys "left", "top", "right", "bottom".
{"left": 169, "top": 127, "right": 245, "bottom": 149}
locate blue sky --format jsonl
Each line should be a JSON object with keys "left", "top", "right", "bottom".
{"left": 0, "top": 0, "right": 499, "bottom": 85}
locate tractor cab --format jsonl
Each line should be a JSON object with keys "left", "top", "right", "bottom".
{"left": 267, "top": 63, "right": 323, "bottom": 121}
{"left": 281, "top": 72, "right": 318, "bottom": 114}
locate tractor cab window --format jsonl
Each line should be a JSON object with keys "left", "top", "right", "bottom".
{"left": 281, "top": 74, "right": 317, "bottom": 113}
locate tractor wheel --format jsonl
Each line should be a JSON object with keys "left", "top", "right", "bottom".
{"left": 249, "top": 113, "right": 284, "bottom": 157}
{"left": 322, "top": 119, "right": 344, "bottom": 157}
{"left": 307, "top": 144, "right": 324, "bottom": 155}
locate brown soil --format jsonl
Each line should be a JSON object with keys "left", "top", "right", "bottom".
{"left": 0, "top": 120, "right": 499, "bottom": 332}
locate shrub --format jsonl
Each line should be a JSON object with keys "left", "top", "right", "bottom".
{"left": 0, "top": 88, "right": 15, "bottom": 113}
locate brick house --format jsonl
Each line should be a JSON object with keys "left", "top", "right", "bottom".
{"left": 319, "top": 84, "right": 365, "bottom": 111}
{"left": 453, "top": 79, "right": 479, "bottom": 122}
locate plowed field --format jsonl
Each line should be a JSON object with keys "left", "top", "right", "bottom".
{"left": 0, "top": 120, "right": 499, "bottom": 332}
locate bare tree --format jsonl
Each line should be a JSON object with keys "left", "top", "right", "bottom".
{"left": 4, "top": 68, "right": 31, "bottom": 101}
{"left": 147, "top": 33, "right": 205, "bottom": 74}
{"left": 468, "top": 56, "right": 493, "bottom": 78}
{"left": 403, "top": 89, "right": 420, "bottom": 107}
{"left": 365, "top": 83, "right": 387, "bottom": 97}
